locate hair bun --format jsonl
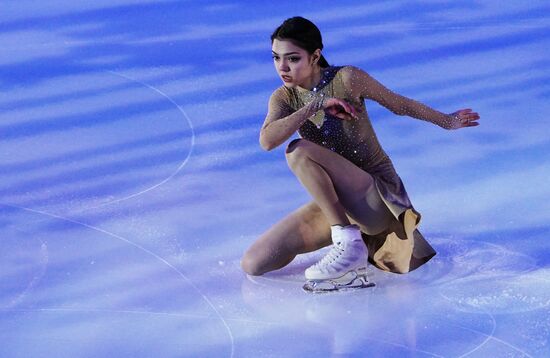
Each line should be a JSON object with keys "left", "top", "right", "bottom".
{"left": 271, "top": 16, "right": 330, "bottom": 68}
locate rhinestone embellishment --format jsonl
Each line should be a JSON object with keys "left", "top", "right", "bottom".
{"left": 306, "top": 69, "right": 331, "bottom": 129}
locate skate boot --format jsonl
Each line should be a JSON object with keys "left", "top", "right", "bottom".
{"left": 303, "top": 224, "right": 374, "bottom": 293}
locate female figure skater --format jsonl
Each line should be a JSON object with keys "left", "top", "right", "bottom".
{"left": 240, "top": 16, "right": 480, "bottom": 292}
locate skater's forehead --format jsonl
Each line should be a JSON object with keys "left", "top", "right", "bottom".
{"left": 271, "top": 50, "right": 301, "bottom": 56}
{"left": 271, "top": 39, "right": 305, "bottom": 55}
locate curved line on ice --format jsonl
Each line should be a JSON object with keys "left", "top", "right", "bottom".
{"left": 1, "top": 203, "right": 235, "bottom": 358}
{"left": 2, "top": 234, "right": 49, "bottom": 309}
{"left": 75, "top": 69, "right": 196, "bottom": 212}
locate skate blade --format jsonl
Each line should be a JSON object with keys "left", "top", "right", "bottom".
{"left": 302, "top": 269, "right": 375, "bottom": 293}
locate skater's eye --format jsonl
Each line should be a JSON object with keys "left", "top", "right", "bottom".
{"left": 272, "top": 56, "right": 300, "bottom": 63}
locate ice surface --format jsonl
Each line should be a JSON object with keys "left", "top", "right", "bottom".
{"left": 1, "top": 1, "right": 549, "bottom": 357}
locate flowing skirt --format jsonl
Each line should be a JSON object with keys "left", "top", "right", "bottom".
{"left": 361, "top": 157, "right": 437, "bottom": 274}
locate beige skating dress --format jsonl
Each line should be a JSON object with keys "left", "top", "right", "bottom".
{"left": 269, "top": 64, "right": 439, "bottom": 274}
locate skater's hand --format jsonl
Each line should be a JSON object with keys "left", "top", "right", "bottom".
{"left": 447, "top": 108, "right": 480, "bottom": 130}
{"left": 323, "top": 97, "right": 359, "bottom": 121}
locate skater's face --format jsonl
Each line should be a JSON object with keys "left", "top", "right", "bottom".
{"left": 271, "top": 39, "right": 320, "bottom": 90}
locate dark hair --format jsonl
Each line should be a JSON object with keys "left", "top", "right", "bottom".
{"left": 271, "top": 16, "right": 330, "bottom": 68}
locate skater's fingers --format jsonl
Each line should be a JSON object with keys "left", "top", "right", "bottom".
{"left": 336, "top": 100, "right": 357, "bottom": 119}
{"left": 341, "top": 100, "right": 354, "bottom": 115}
{"left": 336, "top": 113, "right": 353, "bottom": 121}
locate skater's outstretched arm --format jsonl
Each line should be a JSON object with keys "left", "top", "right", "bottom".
{"left": 341, "top": 65, "right": 480, "bottom": 130}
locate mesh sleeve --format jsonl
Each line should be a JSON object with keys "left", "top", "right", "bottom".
{"left": 261, "top": 88, "right": 294, "bottom": 130}
{"left": 342, "top": 65, "right": 457, "bottom": 129}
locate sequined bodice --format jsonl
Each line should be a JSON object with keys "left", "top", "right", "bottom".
{"left": 281, "top": 65, "right": 390, "bottom": 171}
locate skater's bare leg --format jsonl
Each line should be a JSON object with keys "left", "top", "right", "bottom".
{"left": 241, "top": 138, "right": 394, "bottom": 276}
{"left": 241, "top": 201, "right": 332, "bottom": 276}
{"left": 285, "top": 138, "right": 393, "bottom": 235}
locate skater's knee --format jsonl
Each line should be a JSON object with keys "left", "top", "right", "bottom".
{"left": 285, "top": 138, "right": 303, "bottom": 155}
{"left": 240, "top": 254, "right": 265, "bottom": 276}
{"left": 285, "top": 139, "right": 311, "bottom": 168}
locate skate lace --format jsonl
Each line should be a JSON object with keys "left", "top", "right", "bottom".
{"left": 315, "top": 241, "right": 345, "bottom": 268}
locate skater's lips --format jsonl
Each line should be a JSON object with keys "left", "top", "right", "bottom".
{"left": 281, "top": 75, "right": 292, "bottom": 82}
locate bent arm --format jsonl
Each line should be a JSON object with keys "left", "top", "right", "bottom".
{"left": 343, "top": 65, "right": 456, "bottom": 129}
{"left": 259, "top": 89, "right": 324, "bottom": 151}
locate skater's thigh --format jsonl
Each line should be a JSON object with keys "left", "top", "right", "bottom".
{"left": 251, "top": 200, "right": 332, "bottom": 255}
{"left": 287, "top": 139, "right": 393, "bottom": 234}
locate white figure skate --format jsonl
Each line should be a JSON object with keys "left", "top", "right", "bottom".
{"left": 303, "top": 224, "right": 374, "bottom": 293}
